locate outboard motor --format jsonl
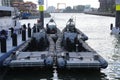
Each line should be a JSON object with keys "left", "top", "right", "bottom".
{"left": 46, "top": 19, "right": 57, "bottom": 34}
{"left": 57, "top": 57, "right": 66, "bottom": 68}
{"left": 44, "top": 56, "right": 53, "bottom": 67}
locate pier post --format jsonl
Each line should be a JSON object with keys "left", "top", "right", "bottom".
{"left": 38, "top": 0, "right": 44, "bottom": 28}
{"left": 10, "top": 27, "right": 14, "bottom": 35}
{"left": 0, "top": 36, "right": 7, "bottom": 53}
{"left": 11, "top": 33, "right": 17, "bottom": 46}
{"left": 33, "top": 24, "right": 37, "bottom": 33}
{"left": 22, "top": 24, "right": 26, "bottom": 41}
{"left": 28, "top": 23, "right": 31, "bottom": 38}
{"left": 110, "top": 23, "right": 113, "bottom": 30}
{"left": 28, "top": 27, "right": 31, "bottom": 38}
{"left": 115, "top": 0, "right": 120, "bottom": 28}
{"left": 22, "top": 29, "right": 26, "bottom": 41}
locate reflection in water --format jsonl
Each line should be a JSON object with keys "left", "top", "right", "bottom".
{"left": 58, "top": 70, "right": 107, "bottom": 80}
{"left": 1, "top": 69, "right": 108, "bottom": 80}
{"left": 107, "top": 36, "right": 120, "bottom": 80}
{"left": 3, "top": 69, "right": 53, "bottom": 80}
{"left": 113, "top": 36, "right": 120, "bottom": 55}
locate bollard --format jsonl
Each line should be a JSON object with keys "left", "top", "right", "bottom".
{"left": 9, "top": 27, "right": 14, "bottom": 37}
{"left": 22, "top": 29, "right": 26, "bottom": 41}
{"left": 10, "top": 27, "right": 14, "bottom": 35}
{"left": 33, "top": 24, "right": 36, "bottom": 33}
{"left": 0, "top": 36, "right": 7, "bottom": 53}
{"left": 11, "top": 33, "right": 17, "bottom": 46}
{"left": 110, "top": 23, "right": 113, "bottom": 30}
{"left": 28, "top": 27, "right": 31, "bottom": 38}
{"left": 28, "top": 23, "right": 31, "bottom": 38}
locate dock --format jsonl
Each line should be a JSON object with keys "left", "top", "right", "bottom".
{"left": 0, "top": 30, "right": 30, "bottom": 66}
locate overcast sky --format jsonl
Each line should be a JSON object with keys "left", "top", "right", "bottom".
{"left": 24, "top": 0, "right": 99, "bottom": 9}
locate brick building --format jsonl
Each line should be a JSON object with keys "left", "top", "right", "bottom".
{"left": 12, "top": 1, "right": 37, "bottom": 13}
{"left": 11, "top": 0, "right": 23, "bottom": 6}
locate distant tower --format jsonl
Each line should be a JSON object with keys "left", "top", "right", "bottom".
{"left": 57, "top": 3, "right": 66, "bottom": 10}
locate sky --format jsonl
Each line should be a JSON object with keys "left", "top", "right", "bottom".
{"left": 24, "top": 0, "right": 100, "bottom": 9}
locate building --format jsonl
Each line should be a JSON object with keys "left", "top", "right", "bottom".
{"left": 10, "top": 0, "right": 23, "bottom": 6}
{"left": 84, "top": 5, "right": 92, "bottom": 12}
{"left": 12, "top": 1, "right": 37, "bottom": 13}
{"left": 1, "top": 0, "right": 10, "bottom": 6}
{"left": 1, "top": 0, "right": 23, "bottom": 6}
{"left": 47, "top": 6, "right": 56, "bottom": 13}
{"left": 99, "top": 0, "right": 115, "bottom": 12}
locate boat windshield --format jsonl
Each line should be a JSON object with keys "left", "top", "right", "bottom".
{"left": 48, "top": 24, "right": 56, "bottom": 29}
{"left": 48, "top": 21, "right": 56, "bottom": 29}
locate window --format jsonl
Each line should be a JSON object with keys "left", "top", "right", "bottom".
{"left": 0, "top": 10, "right": 11, "bottom": 17}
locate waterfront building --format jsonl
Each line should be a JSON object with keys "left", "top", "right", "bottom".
{"left": 99, "top": 0, "right": 115, "bottom": 12}
{"left": 1, "top": 0, "right": 10, "bottom": 6}
{"left": 11, "top": 0, "right": 23, "bottom": 6}
{"left": 47, "top": 6, "right": 56, "bottom": 13}
{"left": 12, "top": 1, "right": 37, "bottom": 14}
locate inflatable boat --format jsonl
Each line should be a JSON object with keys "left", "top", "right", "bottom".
{"left": 3, "top": 18, "right": 108, "bottom": 70}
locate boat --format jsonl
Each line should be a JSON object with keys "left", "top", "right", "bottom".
{"left": 2, "top": 18, "right": 108, "bottom": 70}
{"left": 3, "top": 19, "right": 59, "bottom": 68}
{"left": 56, "top": 18, "right": 108, "bottom": 69}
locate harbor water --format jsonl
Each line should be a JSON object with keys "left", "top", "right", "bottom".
{"left": 1, "top": 13, "right": 120, "bottom": 80}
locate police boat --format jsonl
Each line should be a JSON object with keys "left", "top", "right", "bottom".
{"left": 55, "top": 18, "right": 108, "bottom": 69}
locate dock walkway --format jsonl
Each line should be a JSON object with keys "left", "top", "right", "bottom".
{"left": 0, "top": 32, "right": 29, "bottom": 66}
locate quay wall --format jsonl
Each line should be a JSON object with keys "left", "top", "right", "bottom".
{"left": 84, "top": 12, "right": 115, "bottom": 17}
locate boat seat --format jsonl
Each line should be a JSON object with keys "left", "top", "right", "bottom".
{"left": 27, "top": 32, "right": 49, "bottom": 51}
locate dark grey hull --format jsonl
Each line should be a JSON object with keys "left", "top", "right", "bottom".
{"left": 2, "top": 28, "right": 108, "bottom": 70}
